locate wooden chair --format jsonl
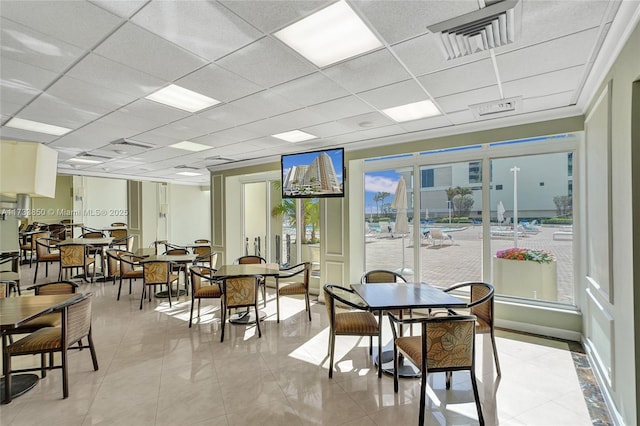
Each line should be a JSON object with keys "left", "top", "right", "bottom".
{"left": 22, "top": 230, "right": 49, "bottom": 267}
{"left": 361, "top": 269, "right": 412, "bottom": 334}
{"left": 219, "top": 274, "right": 263, "bottom": 342}
{"left": 323, "top": 284, "right": 379, "bottom": 378}
{"left": 276, "top": 262, "right": 312, "bottom": 323}
{"left": 236, "top": 255, "right": 267, "bottom": 306}
{"left": 188, "top": 266, "right": 221, "bottom": 327}
{"left": 195, "top": 250, "right": 218, "bottom": 268}
{"left": 443, "top": 281, "right": 500, "bottom": 376}
{"left": 388, "top": 312, "right": 484, "bottom": 426}
{"left": 0, "top": 252, "right": 22, "bottom": 295}
{"left": 3, "top": 293, "right": 99, "bottom": 403}
{"left": 117, "top": 253, "right": 144, "bottom": 300}
{"left": 110, "top": 235, "right": 134, "bottom": 252}
{"left": 0, "top": 280, "right": 13, "bottom": 298}
{"left": 59, "top": 243, "right": 96, "bottom": 282}
{"left": 140, "top": 260, "right": 180, "bottom": 309}
{"left": 33, "top": 237, "right": 61, "bottom": 284}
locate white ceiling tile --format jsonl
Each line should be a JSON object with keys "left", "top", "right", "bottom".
{"left": 0, "top": 100, "right": 23, "bottom": 116}
{"left": 357, "top": 79, "right": 428, "bottom": 110}
{"left": 335, "top": 112, "right": 395, "bottom": 132}
{"left": 217, "top": 37, "right": 316, "bottom": 87}
{"left": 94, "top": 23, "right": 208, "bottom": 82}
{"left": 398, "top": 115, "right": 453, "bottom": 132}
{"left": 446, "top": 110, "right": 477, "bottom": 125}
{"left": 193, "top": 127, "right": 262, "bottom": 146}
{"left": 93, "top": 110, "right": 161, "bottom": 134}
{"left": 417, "top": 59, "right": 496, "bottom": 98}
{"left": 131, "top": 0, "right": 262, "bottom": 61}
{"left": 496, "top": 28, "right": 600, "bottom": 81}
{"left": 394, "top": 33, "right": 492, "bottom": 77}
{"left": 67, "top": 54, "right": 165, "bottom": 98}
{"left": 1, "top": 0, "right": 122, "bottom": 49}
{"left": 119, "top": 99, "right": 191, "bottom": 126}
{"left": 148, "top": 116, "right": 221, "bottom": 141}
{"left": 271, "top": 108, "right": 328, "bottom": 130}
{"left": 303, "top": 121, "right": 354, "bottom": 139}
{"left": 513, "top": 0, "right": 611, "bottom": 48}
{"left": 324, "top": 49, "right": 411, "bottom": 93}
{"left": 197, "top": 103, "right": 261, "bottom": 128}
{"left": 51, "top": 121, "right": 144, "bottom": 150}
{"left": 46, "top": 76, "right": 135, "bottom": 114}
{"left": 239, "top": 116, "right": 293, "bottom": 136}
{"left": 0, "top": 18, "right": 87, "bottom": 73}
{"left": 270, "top": 72, "right": 351, "bottom": 107}
{"left": 1, "top": 57, "right": 57, "bottom": 105}
{"left": 89, "top": 0, "right": 147, "bottom": 18}
{"left": 503, "top": 66, "right": 585, "bottom": 99}
{"left": 131, "top": 130, "right": 181, "bottom": 147}
{"left": 435, "top": 86, "right": 502, "bottom": 114}
{"left": 228, "top": 90, "right": 300, "bottom": 122}
{"left": 308, "top": 96, "right": 375, "bottom": 122}
{"left": 19, "top": 96, "right": 102, "bottom": 128}
{"left": 353, "top": 0, "right": 478, "bottom": 45}
{"left": 521, "top": 91, "right": 575, "bottom": 113}
{"left": 0, "top": 126, "right": 58, "bottom": 143}
{"left": 175, "top": 64, "right": 262, "bottom": 103}
{"left": 220, "top": 1, "right": 329, "bottom": 33}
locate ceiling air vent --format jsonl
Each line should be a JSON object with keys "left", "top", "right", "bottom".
{"left": 470, "top": 96, "right": 521, "bottom": 118}
{"left": 427, "top": 0, "right": 520, "bottom": 60}
{"left": 109, "top": 138, "right": 155, "bottom": 150}
{"left": 175, "top": 165, "right": 200, "bottom": 170}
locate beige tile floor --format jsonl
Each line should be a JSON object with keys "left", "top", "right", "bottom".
{"left": 1, "top": 263, "right": 595, "bottom": 425}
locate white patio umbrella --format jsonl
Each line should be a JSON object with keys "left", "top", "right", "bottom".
{"left": 392, "top": 176, "right": 412, "bottom": 275}
{"left": 497, "top": 201, "right": 505, "bottom": 224}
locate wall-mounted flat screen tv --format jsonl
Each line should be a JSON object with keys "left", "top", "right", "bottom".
{"left": 281, "top": 147, "right": 345, "bottom": 198}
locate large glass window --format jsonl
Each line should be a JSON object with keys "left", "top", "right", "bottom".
{"left": 419, "top": 160, "right": 483, "bottom": 287}
{"left": 360, "top": 136, "right": 577, "bottom": 306}
{"left": 364, "top": 168, "right": 414, "bottom": 277}
{"left": 490, "top": 152, "right": 574, "bottom": 303}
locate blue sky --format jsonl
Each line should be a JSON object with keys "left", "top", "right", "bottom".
{"left": 364, "top": 170, "right": 401, "bottom": 213}
{"left": 282, "top": 148, "right": 343, "bottom": 183}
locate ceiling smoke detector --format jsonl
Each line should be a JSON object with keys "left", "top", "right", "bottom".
{"left": 469, "top": 96, "right": 521, "bottom": 118}
{"left": 427, "top": 0, "right": 521, "bottom": 60}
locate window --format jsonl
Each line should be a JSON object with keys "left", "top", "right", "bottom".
{"left": 568, "top": 153, "right": 573, "bottom": 177}
{"left": 469, "top": 161, "right": 482, "bottom": 183}
{"left": 421, "top": 168, "right": 434, "bottom": 188}
{"left": 496, "top": 184, "right": 503, "bottom": 190}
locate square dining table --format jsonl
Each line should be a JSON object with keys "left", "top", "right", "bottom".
{"left": 350, "top": 282, "right": 467, "bottom": 378}
{"left": 214, "top": 263, "right": 280, "bottom": 324}
{"left": 1, "top": 293, "right": 83, "bottom": 404}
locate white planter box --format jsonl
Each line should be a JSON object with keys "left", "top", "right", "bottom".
{"left": 492, "top": 257, "right": 558, "bottom": 301}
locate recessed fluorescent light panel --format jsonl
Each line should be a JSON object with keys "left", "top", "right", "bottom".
{"left": 145, "top": 84, "right": 220, "bottom": 112}
{"left": 382, "top": 100, "right": 441, "bottom": 122}
{"left": 68, "top": 157, "right": 102, "bottom": 164}
{"left": 5, "top": 117, "right": 72, "bottom": 136}
{"left": 272, "top": 130, "right": 317, "bottom": 143}
{"left": 274, "top": 0, "right": 382, "bottom": 67}
{"left": 169, "top": 141, "right": 212, "bottom": 152}
{"left": 176, "top": 171, "right": 202, "bottom": 176}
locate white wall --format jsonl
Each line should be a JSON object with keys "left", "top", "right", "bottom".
{"left": 167, "top": 183, "right": 210, "bottom": 246}
{"left": 78, "top": 176, "right": 127, "bottom": 229}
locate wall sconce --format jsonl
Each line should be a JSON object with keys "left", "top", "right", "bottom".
{"left": 159, "top": 203, "right": 168, "bottom": 218}
{"left": 74, "top": 186, "right": 85, "bottom": 202}
{"left": 0, "top": 141, "right": 58, "bottom": 218}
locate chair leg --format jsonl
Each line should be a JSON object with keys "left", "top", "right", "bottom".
{"left": 140, "top": 285, "right": 145, "bottom": 309}
{"left": 189, "top": 298, "right": 195, "bottom": 328}
{"left": 254, "top": 303, "right": 262, "bottom": 338}
{"left": 34, "top": 261, "right": 40, "bottom": 284}
{"left": 470, "top": 371, "right": 485, "bottom": 425}
{"left": 87, "top": 332, "right": 99, "bottom": 371}
{"left": 220, "top": 302, "right": 227, "bottom": 342}
{"left": 276, "top": 289, "right": 280, "bottom": 323}
{"left": 61, "top": 347, "right": 69, "bottom": 398}
{"left": 393, "top": 344, "right": 399, "bottom": 393}
{"left": 117, "top": 277, "right": 123, "bottom": 300}
{"left": 328, "top": 332, "right": 335, "bottom": 378}
{"left": 491, "top": 331, "right": 501, "bottom": 376}
{"left": 306, "top": 293, "right": 311, "bottom": 321}
{"left": 4, "top": 355, "right": 12, "bottom": 403}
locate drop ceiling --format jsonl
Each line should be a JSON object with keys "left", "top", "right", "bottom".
{"left": 1, "top": 0, "right": 637, "bottom": 185}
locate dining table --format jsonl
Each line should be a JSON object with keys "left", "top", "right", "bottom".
{"left": 1, "top": 293, "right": 84, "bottom": 404}
{"left": 214, "top": 263, "right": 280, "bottom": 324}
{"left": 350, "top": 282, "right": 467, "bottom": 378}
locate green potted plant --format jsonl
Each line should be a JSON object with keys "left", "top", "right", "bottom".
{"left": 493, "top": 248, "right": 557, "bottom": 300}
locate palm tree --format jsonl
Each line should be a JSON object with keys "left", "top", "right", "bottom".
{"left": 376, "top": 191, "right": 390, "bottom": 216}
{"left": 445, "top": 186, "right": 474, "bottom": 217}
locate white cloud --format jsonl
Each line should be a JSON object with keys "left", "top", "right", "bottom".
{"left": 365, "top": 175, "right": 398, "bottom": 193}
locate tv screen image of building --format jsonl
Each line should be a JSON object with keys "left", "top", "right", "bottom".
{"left": 281, "top": 148, "right": 344, "bottom": 198}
